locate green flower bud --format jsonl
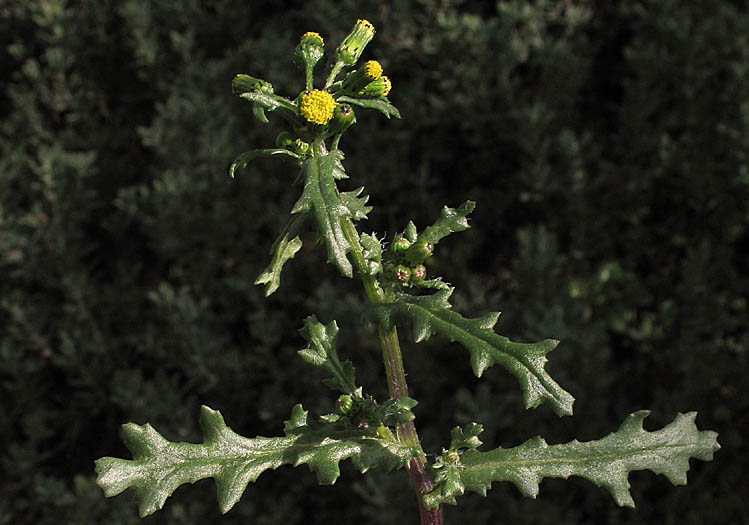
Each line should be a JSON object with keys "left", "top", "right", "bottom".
{"left": 340, "top": 60, "right": 383, "bottom": 94}
{"left": 411, "top": 264, "right": 427, "bottom": 282}
{"left": 232, "top": 74, "right": 273, "bottom": 95}
{"left": 294, "top": 32, "right": 325, "bottom": 71}
{"left": 357, "top": 75, "right": 391, "bottom": 98}
{"left": 325, "top": 103, "right": 356, "bottom": 137}
{"left": 392, "top": 237, "right": 411, "bottom": 255}
{"left": 393, "top": 264, "right": 411, "bottom": 283}
{"left": 406, "top": 239, "right": 434, "bottom": 265}
{"left": 336, "top": 394, "right": 354, "bottom": 415}
{"left": 336, "top": 19, "right": 375, "bottom": 66}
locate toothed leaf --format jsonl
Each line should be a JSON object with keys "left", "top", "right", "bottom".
{"left": 360, "top": 233, "right": 383, "bottom": 276}
{"left": 415, "top": 201, "right": 475, "bottom": 246}
{"left": 298, "top": 315, "right": 357, "bottom": 393}
{"left": 424, "top": 411, "right": 719, "bottom": 510}
{"left": 374, "top": 288, "right": 575, "bottom": 416}
{"left": 340, "top": 186, "right": 372, "bottom": 221}
{"left": 254, "top": 215, "right": 307, "bottom": 296}
{"left": 292, "top": 150, "right": 354, "bottom": 277}
{"left": 95, "top": 405, "right": 419, "bottom": 517}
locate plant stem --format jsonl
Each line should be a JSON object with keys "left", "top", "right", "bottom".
{"left": 315, "top": 140, "right": 443, "bottom": 524}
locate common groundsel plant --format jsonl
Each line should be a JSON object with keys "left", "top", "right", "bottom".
{"left": 95, "top": 20, "right": 720, "bottom": 524}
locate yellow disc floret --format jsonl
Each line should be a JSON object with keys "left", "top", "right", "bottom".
{"left": 364, "top": 60, "right": 383, "bottom": 80}
{"left": 301, "top": 31, "right": 324, "bottom": 45}
{"left": 300, "top": 90, "right": 337, "bottom": 125}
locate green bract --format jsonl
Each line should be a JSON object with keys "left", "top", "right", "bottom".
{"left": 95, "top": 20, "right": 719, "bottom": 523}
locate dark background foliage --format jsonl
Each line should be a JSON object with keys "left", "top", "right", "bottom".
{"left": 1, "top": 1, "right": 746, "bottom": 523}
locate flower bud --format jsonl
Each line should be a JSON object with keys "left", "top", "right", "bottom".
{"left": 299, "top": 89, "right": 337, "bottom": 125}
{"left": 393, "top": 265, "right": 411, "bottom": 283}
{"left": 325, "top": 103, "right": 356, "bottom": 136}
{"left": 294, "top": 31, "right": 325, "bottom": 71}
{"left": 340, "top": 60, "right": 383, "bottom": 94}
{"left": 406, "top": 239, "right": 434, "bottom": 265}
{"left": 357, "top": 75, "right": 391, "bottom": 98}
{"left": 392, "top": 237, "right": 410, "bottom": 255}
{"left": 336, "top": 19, "right": 375, "bottom": 66}
{"left": 336, "top": 394, "right": 354, "bottom": 415}
{"left": 411, "top": 264, "right": 427, "bottom": 282}
{"left": 232, "top": 74, "right": 272, "bottom": 95}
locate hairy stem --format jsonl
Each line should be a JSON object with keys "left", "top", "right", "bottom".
{"left": 317, "top": 140, "right": 443, "bottom": 524}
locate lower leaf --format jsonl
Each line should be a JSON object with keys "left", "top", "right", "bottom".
{"left": 95, "top": 405, "right": 419, "bottom": 517}
{"left": 424, "top": 411, "right": 719, "bottom": 509}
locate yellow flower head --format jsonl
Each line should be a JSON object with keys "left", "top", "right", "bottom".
{"left": 364, "top": 60, "right": 383, "bottom": 80}
{"left": 300, "top": 90, "right": 337, "bottom": 125}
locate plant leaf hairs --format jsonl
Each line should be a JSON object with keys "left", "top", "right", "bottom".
{"left": 95, "top": 20, "right": 719, "bottom": 523}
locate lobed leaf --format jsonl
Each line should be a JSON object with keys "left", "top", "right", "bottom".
{"left": 254, "top": 215, "right": 307, "bottom": 296}
{"left": 414, "top": 200, "right": 475, "bottom": 246}
{"left": 298, "top": 315, "right": 357, "bottom": 393}
{"left": 424, "top": 411, "right": 720, "bottom": 509}
{"left": 291, "top": 150, "right": 355, "bottom": 277}
{"left": 95, "top": 405, "right": 419, "bottom": 517}
{"left": 374, "top": 288, "right": 575, "bottom": 416}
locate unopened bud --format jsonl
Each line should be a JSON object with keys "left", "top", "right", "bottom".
{"left": 392, "top": 237, "right": 411, "bottom": 255}
{"left": 325, "top": 103, "right": 356, "bottom": 136}
{"left": 357, "top": 76, "right": 391, "bottom": 98}
{"left": 411, "top": 265, "right": 427, "bottom": 282}
{"left": 340, "top": 60, "right": 383, "bottom": 94}
{"left": 336, "top": 19, "right": 375, "bottom": 66}
{"left": 393, "top": 265, "right": 411, "bottom": 283}
{"left": 406, "top": 239, "right": 434, "bottom": 265}
{"left": 294, "top": 31, "right": 325, "bottom": 71}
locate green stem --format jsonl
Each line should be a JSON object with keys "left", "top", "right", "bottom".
{"left": 312, "top": 140, "right": 443, "bottom": 524}
{"left": 325, "top": 60, "right": 345, "bottom": 88}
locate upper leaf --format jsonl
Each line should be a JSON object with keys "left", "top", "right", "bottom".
{"left": 229, "top": 148, "right": 301, "bottom": 179}
{"left": 95, "top": 405, "right": 419, "bottom": 517}
{"left": 373, "top": 288, "right": 575, "bottom": 416}
{"left": 424, "top": 411, "right": 720, "bottom": 509}
{"left": 254, "top": 215, "right": 308, "bottom": 296}
{"left": 336, "top": 95, "right": 401, "bottom": 119}
{"left": 298, "top": 315, "right": 357, "bottom": 393}
{"left": 413, "top": 201, "right": 475, "bottom": 246}
{"left": 291, "top": 150, "right": 356, "bottom": 277}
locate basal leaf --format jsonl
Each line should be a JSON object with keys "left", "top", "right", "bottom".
{"left": 374, "top": 288, "right": 575, "bottom": 416}
{"left": 96, "top": 405, "right": 419, "bottom": 517}
{"left": 336, "top": 96, "right": 401, "bottom": 119}
{"left": 291, "top": 150, "right": 354, "bottom": 277}
{"left": 424, "top": 411, "right": 720, "bottom": 509}
{"left": 298, "top": 315, "right": 357, "bottom": 393}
